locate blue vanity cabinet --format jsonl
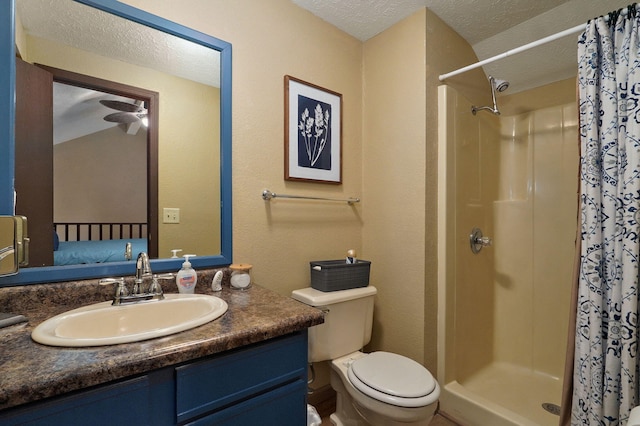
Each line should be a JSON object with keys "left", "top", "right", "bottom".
{"left": 188, "top": 380, "right": 308, "bottom": 425}
{"left": 0, "top": 375, "right": 164, "bottom": 425}
{"left": 0, "top": 331, "right": 308, "bottom": 426}
{"left": 175, "top": 330, "right": 308, "bottom": 424}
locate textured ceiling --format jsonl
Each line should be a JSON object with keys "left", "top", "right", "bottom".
{"left": 425, "top": 0, "right": 572, "bottom": 45}
{"left": 293, "top": 0, "right": 633, "bottom": 93}
{"left": 291, "top": 0, "right": 426, "bottom": 41}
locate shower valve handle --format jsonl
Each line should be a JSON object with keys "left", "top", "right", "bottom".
{"left": 476, "top": 236, "right": 492, "bottom": 246}
{"left": 470, "top": 227, "right": 492, "bottom": 254}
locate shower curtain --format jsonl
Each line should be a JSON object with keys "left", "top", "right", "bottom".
{"left": 572, "top": 5, "right": 640, "bottom": 425}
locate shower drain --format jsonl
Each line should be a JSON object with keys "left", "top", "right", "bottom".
{"left": 542, "top": 403, "right": 561, "bottom": 416}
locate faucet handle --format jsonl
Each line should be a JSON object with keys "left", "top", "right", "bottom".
{"left": 149, "top": 273, "right": 173, "bottom": 296}
{"left": 155, "top": 273, "right": 174, "bottom": 280}
{"left": 99, "top": 277, "right": 129, "bottom": 299}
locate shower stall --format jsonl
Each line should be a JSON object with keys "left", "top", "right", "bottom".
{"left": 437, "top": 82, "right": 577, "bottom": 426}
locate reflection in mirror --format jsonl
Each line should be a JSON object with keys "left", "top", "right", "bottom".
{"left": 0, "top": 217, "right": 18, "bottom": 276}
{"left": 0, "top": 0, "right": 232, "bottom": 285}
{"left": 50, "top": 73, "right": 155, "bottom": 266}
{"left": 16, "top": 62, "right": 160, "bottom": 267}
{"left": 53, "top": 83, "right": 150, "bottom": 266}
{"left": 16, "top": 0, "right": 220, "bottom": 264}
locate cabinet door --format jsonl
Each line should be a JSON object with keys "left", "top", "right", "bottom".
{"left": 0, "top": 376, "right": 151, "bottom": 426}
{"left": 176, "top": 332, "right": 307, "bottom": 423}
{"left": 186, "top": 379, "right": 307, "bottom": 426}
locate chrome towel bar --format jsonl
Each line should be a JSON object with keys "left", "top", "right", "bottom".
{"left": 262, "top": 189, "right": 360, "bottom": 204}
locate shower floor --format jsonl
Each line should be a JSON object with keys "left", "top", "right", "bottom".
{"left": 458, "top": 362, "right": 563, "bottom": 426}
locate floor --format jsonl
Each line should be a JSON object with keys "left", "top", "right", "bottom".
{"left": 431, "top": 414, "right": 460, "bottom": 425}
{"left": 320, "top": 413, "right": 459, "bottom": 425}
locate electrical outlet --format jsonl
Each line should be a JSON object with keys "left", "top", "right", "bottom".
{"left": 163, "top": 208, "right": 180, "bottom": 224}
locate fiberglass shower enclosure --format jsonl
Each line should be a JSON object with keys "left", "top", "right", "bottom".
{"left": 437, "top": 82, "right": 577, "bottom": 426}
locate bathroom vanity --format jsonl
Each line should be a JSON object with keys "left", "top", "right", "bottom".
{"left": 0, "top": 271, "right": 323, "bottom": 425}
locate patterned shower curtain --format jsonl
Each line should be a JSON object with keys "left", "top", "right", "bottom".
{"left": 574, "top": 5, "right": 640, "bottom": 425}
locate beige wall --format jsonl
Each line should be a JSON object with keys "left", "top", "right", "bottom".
{"left": 362, "top": 10, "right": 427, "bottom": 363}
{"left": 54, "top": 126, "right": 146, "bottom": 223}
{"left": 121, "top": 0, "right": 364, "bottom": 295}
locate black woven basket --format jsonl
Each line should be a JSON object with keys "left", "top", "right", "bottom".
{"left": 310, "top": 260, "right": 371, "bottom": 292}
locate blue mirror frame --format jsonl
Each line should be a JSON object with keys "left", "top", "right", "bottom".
{"left": 0, "top": 0, "right": 232, "bottom": 286}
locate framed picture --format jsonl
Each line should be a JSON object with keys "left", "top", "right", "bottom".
{"left": 285, "top": 75, "right": 342, "bottom": 184}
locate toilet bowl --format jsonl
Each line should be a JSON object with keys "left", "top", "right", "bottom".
{"left": 291, "top": 286, "right": 440, "bottom": 425}
{"left": 329, "top": 351, "right": 439, "bottom": 426}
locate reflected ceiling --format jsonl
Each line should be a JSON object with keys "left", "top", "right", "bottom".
{"left": 17, "top": 0, "right": 219, "bottom": 87}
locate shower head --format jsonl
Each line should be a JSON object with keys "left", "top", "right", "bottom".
{"left": 493, "top": 78, "right": 509, "bottom": 92}
{"left": 471, "top": 75, "right": 509, "bottom": 115}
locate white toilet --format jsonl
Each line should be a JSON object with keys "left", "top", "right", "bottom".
{"left": 292, "top": 286, "right": 440, "bottom": 426}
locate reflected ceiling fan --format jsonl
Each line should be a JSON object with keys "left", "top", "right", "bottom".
{"left": 99, "top": 99, "right": 148, "bottom": 125}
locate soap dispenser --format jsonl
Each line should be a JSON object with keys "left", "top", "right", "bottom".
{"left": 176, "top": 254, "right": 197, "bottom": 294}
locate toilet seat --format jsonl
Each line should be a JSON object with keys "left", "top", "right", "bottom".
{"left": 347, "top": 351, "right": 436, "bottom": 408}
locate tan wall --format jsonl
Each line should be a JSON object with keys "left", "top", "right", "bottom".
{"left": 362, "top": 10, "right": 427, "bottom": 363}
{"left": 121, "top": 0, "right": 364, "bottom": 295}
{"left": 53, "top": 127, "right": 146, "bottom": 223}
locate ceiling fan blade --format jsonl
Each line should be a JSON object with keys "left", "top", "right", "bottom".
{"left": 100, "top": 99, "right": 145, "bottom": 113}
{"left": 103, "top": 112, "right": 141, "bottom": 124}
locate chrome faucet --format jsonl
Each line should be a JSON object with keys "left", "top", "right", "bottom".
{"left": 124, "top": 242, "right": 132, "bottom": 261}
{"left": 133, "top": 252, "right": 152, "bottom": 294}
{"left": 99, "top": 252, "right": 172, "bottom": 305}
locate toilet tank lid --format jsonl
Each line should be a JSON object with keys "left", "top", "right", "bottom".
{"left": 291, "top": 286, "right": 377, "bottom": 306}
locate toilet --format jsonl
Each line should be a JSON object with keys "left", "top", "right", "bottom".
{"left": 292, "top": 286, "right": 440, "bottom": 426}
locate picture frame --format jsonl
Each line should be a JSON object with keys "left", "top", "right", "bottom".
{"left": 284, "top": 75, "right": 342, "bottom": 184}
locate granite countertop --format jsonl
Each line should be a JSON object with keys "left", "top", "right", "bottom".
{"left": 0, "top": 269, "right": 324, "bottom": 411}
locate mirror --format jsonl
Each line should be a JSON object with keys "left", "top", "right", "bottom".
{"left": 0, "top": 0, "right": 232, "bottom": 285}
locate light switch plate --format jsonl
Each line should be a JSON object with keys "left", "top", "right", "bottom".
{"left": 163, "top": 208, "right": 180, "bottom": 224}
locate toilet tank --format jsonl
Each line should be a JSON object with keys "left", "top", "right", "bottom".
{"left": 291, "top": 286, "right": 377, "bottom": 362}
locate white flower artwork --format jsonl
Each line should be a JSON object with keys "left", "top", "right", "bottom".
{"left": 285, "top": 75, "right": 342, "bottom": 183}
{"left": 298, "top": 103, "right": 330, "bottom": 167}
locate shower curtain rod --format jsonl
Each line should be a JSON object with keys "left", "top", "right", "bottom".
{"left": 438, "top": 23, "right": 584, "bottom": 81}
{"left": 439, "top": 4, "right": 640, "bottom": 81}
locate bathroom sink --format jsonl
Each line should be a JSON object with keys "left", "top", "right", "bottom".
{"left": 31, "top": 294, "right": 228, "bottom": 347}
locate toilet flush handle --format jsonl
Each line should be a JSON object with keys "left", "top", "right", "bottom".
{"left": 470, "top": 227, "right": 492, "bottom": 254}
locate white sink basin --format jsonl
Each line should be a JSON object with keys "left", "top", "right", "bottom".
{"left": 31, "top": 294, "right": 228, "bottom": 347}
